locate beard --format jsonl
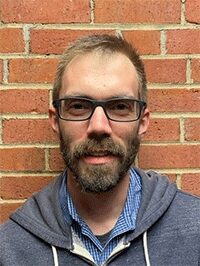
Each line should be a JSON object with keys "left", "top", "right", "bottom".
{"left": 59, "top": 132, "right": 140, "bottom": 193}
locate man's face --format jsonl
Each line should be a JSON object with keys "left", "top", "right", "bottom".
{"left": 50, "top": 51, "right": 149, "bottom": 193}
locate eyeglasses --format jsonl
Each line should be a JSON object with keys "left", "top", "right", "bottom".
{"left": 53, "top": 96, "right": 147, "bottom": 122}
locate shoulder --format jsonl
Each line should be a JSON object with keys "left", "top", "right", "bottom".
{"left": 0, "top": 220, "right": 25, "bottom": 261}
{"left": 165, "top": 190, "right": 200, "bottom": 231}
{"left": 0, "top": 219, "right": 53, "bottom": 266}
{"left": 0, "top": 219, "right": 33, "bottom": 246}
{"left": 0, "top": 219, "right": 18, "bottom": 239}
{"left": 175, "top": 189, "right": 200, "bottom": 210}
{"left": 174, "top": 189, "right": 200, "bottom": 214}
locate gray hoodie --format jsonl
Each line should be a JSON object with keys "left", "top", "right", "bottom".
{"left": 0, "top": 168, "right": 200, "bottom": 266}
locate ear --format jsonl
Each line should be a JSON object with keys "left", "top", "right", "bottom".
{"left": 138, "top": 108, "right": 150, "bottom": 137}
{"left": 49, "top": 106, "right": 60, "bottom": 134}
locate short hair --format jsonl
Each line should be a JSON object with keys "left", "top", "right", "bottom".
{"left": 53, "top": 34, "right": 147, "bottom": 102}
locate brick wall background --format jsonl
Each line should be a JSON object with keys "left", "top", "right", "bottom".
{"left": 0, "top": 0, "right": 200, "bottom": 223}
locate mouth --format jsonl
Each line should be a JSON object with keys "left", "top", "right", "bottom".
{"left": 83, "top": 156, "right": 115, "bottom": 165}
{"left": 82, "top": 152, "right": 117, "bottom": 165}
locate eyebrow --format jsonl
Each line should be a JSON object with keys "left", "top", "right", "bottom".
{"left": 61, "top": 93, "right": 138, "bottom": 100}
{"left": 61, "top": 94, "right": 94, "bottom": 99}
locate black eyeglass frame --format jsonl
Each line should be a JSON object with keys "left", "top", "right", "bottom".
{"left": 53, "top": 96, "right": 147, "bottom": 122}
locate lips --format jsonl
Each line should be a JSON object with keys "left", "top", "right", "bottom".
{"left": 83, "top": 154, "right": 115, "bottom": 165}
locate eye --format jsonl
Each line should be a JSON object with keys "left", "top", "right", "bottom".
{"left": 108, "top": 100, "right": 133, "bottom": 112}
{"left": 69, "top": 101, "right": 86, "bottom": 110}
{"left": 62, "top": 99, "right": 91, "bottom": 116}
{"left": 114, "top": 102, "right": 130, "bottom": 110}
{"left": 106, "top": 99, "right": 137, "bottom": 120}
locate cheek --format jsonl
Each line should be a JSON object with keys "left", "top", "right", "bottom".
{"left": 59, "top": 122, "right": 88, "bottom": 145}
{"left": 112, "top": 124, "right": 138, "bottom": 146}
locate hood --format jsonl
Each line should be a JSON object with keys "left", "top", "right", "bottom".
{"left": 10, "top": 171, "right": 73, "bottom": 249}
{"left": 10, "top": 168, "right": 177, "bottom": 249}
{"left": 127, "top": 168, "right": 177, "bottom": 242}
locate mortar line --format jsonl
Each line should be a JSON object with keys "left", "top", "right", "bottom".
{"left": 1, "top": 23, "right": 200, "bottom": 30}
{"left": 0, "top": 118, "right": 3, "bottom": 144}
{"left": 176, "top": 174, "right": 182, "bottom": 189}
{"left": 1, "top": 83, "right": 200, "bottom": 89}
{"left": 1, "top": 54, "right": 200, "bottom": 60}
{"left": 186, "top": 58, "right": 192, "bottom": 84}
{"left": 1, "top": 169, "right": 200, "bottom": 176}
{"left": 2, "top": 113, "right": 200, "bottom": 120}
{"left": 23, "top": 24, "right": 31, "bottom": 54}
{"left": 179, "top": 117, "right": 185, "bottom": 143}
{"left": 2, "top": 59, "right": 8, "bottom": 83}
{"left": 141, "top": 142, "right": 200, "bottom": 146}
{"left": 0, "top": 144, "right": 59, "bottom": 148}
{"left": 180, "top": 0, "right": 186, "bottom": 25}
{"left": 1, "top": 114, "right": 49, "bottom": 119}
{"left": 90, "top": 0, "right": 95, "bottom": 24}
{"left": 151, "top": 113, "right": 200, "bottom": 119}
{"left": 0, "top": 84, "right": 51, "bottom": 89}
{"left": 160, "top": 30, "right": 167, "bottom": 55}
{"left": 142, "top": 169, "right": 200, "bottom": 174}
{"left": 45, "top": 148, "right": 50, "bottom": 171}
{"left": 2, "top": 142, "right": 200, "bottom": 148}
{"left": 0, "top": 199, "right": 25, "bottom": 203}
{"left": 0, "top": 172, "right": 59, "bottom": 177}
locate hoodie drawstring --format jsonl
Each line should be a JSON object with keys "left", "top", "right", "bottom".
{"left": 143, "top": 231, "right": 151, "bottom": 266}
{"left": 52, "top": 246, "right": 59, "bottom": 266}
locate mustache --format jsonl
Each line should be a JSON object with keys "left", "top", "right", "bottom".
{"left": 71, "top": 138, "right": 126, "bottom": 159}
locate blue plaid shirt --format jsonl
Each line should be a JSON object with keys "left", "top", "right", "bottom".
{"left": 60, "top": 168, "right": 141, "bottom": 265}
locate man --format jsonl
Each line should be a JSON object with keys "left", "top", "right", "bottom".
{"left": 0, "top": 34, "right": 200, "bottom": 266}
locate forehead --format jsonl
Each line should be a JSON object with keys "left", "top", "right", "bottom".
{"left": 60, "top": 51, "right": 139, "bottom": 99}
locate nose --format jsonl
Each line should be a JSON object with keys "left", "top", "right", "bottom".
{"left": 87, "top": 107, "right": 112, "bottom": 137}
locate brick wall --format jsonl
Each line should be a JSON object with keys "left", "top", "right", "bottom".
{"left": 0, "top": 0, "right": 200, "bottom": 223}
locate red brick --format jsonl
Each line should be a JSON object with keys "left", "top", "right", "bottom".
{"left": 49, "top": 148, "right": 65, "bottom": 172}
{"left": 0, "top": 28, "right": 24, "bottom": 53}
{"left": 148, "top": 89, "right": 200, "bottom": 113}
{"left": 0, "top": 203, "right": 22, "bottom": 223}
{"left": 123, "top": 31, "right": 160, "bottom": 55}
{"left": 144, "top": 118, "right": 180, "bottom": 142}
{"left": 95, "top": 0, "right": 181, "bottom": 23}
{"left": 167, "top": 30, "right": 200, "bottom": 54}
{"left": 0, "top": 176, "right": 54, "bottom": 199}
{"left": 9, "top": 58, "right": 58, "bottom": 83}
{"left": 139, "top": 145, "right": 200, "bottom": 169}
{"left": 0, "top": 0, "right": 90, "bottom": 23}
{"left": 184, "top": 118, "right": 200, "bottom": 141}
{"left": 144, "top": 59, "right": 186, "bottom": 83}
{"left": 0, "top": 89, "right": 48, "bottom": 114}
{"left": 0, "top": 148, "right": 45, "bottom": 171}
{"left": 185, "top": 0, "right": 200, "bottom": 24}
{"left": 30, "top": 29, "right": 113, "bottom": 55}
{"left": 3, "top": 119, "right": 57, "bottom": 144}
{"left": 181, "top": 174, "right": 200, "bottom": 196}
{"left": 192, "top": 59, "right": 200, "bottom": 83}
{"left": 0, "top": 60, "right": 3, "bottom": 82}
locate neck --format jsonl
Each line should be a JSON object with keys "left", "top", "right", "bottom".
{"left": 67, "top": 171, "right": 130, "bottom": 235}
